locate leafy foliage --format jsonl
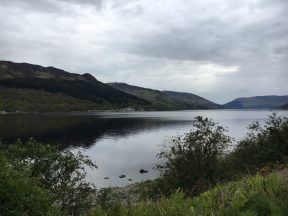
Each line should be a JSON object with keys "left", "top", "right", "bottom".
{"left": 0, "top": 139, "right": 97, "bottom": 215}
{"left": 0, "top": 154, "right": 56, "bottom": 215}
{"left": 140, "top": 114, "right": 288, "bottom": 200}
{"left": 155, "top": 116, "right": 232, "bottom": 196}
{"left": 228, "top": 113, "right": 288, "bottom": 174}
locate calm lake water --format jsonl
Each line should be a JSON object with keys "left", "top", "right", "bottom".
{"left": 1, "top": 110, "right": 288, "bottom": 188}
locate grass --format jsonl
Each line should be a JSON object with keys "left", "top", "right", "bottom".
{"left": 92, "top": 171, "right": 288, "bottom": 216}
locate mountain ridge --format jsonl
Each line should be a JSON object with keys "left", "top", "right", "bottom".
{"left": 107, "top": 82, "right": 220, "bottom": 110}
{"left": 223, "top": 95, "right": 288, "bottom": 109}
{"left": 162, "top": 90, "right": 221, "bottom": 109}
{"left": 107, "top": 82, "right": 188, "bottom": 110}
{"left": 0, "top": 61, "right": 97, "bottom": 82}
{"left": 1, "top": 60, "right": 287, "bottom": 112}
{"left": 0, "top": 61, "right": 150, "bottom": 112}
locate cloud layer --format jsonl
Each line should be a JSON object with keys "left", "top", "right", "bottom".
{"left": 0, "top": 0, "right": 287, "bottom": 103}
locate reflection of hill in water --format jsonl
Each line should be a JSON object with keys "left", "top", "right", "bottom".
{"left": 0, "top": 114, "right": 193, "bottom": 149}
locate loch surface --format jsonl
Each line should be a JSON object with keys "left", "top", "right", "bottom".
{"left": 1, "top": 110, "right": 287, "bottom": 187}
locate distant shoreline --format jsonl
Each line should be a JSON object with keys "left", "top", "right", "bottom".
{"left": 1, "top": 108, "right": 287, "bottom": 115}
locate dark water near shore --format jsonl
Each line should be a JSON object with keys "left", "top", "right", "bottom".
{"left": 1, "top": 110, "right": 287, "bottom": 187}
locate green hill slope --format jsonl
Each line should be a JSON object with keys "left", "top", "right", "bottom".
{"left": 108, "top": 83, "right": 220, "bottom": 110}
{"left": 0, "top": 61, "right": 149, "bottom": 112}
{"left": 163, "top": 90, "right": 221, "bottom": 109}
{"left": 107, "top": 82, "right": 188, "bottom": 110}
{"left": 0, "top": 87, "right": 104, "bottom": 112}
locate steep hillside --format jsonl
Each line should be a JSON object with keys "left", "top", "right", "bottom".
{"left": 223, "top": 95, "right": 288, "bottom": 109}
{"left": 163, "top": 91, "right": 221, "bottom": 109}
{"left": 108, "top": 82, "right": 220, "bottom": 110}
{"left": 0, "top": 61, "right": 149, "bottom": 111}
{"left": 108, "top": 83, "right": 188, "bottom": 110}
{"left": 0, "top": 61, "right": 96, "bottom": 81}
{"left": 0, "top": 87, "right": 103, "bottom": 112}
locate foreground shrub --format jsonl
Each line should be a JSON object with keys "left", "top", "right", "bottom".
{"left": 228, "top": 113, "right": 288, "bottom": 175}
{"left": 0, "top": 154, "right": 58, "bottom": 215}
{"left": 155, "top": 116, "right": 232, "bottom": 196}
{"left": 147, "top": 114, "right": 288, "bottom": 199}
{"left": 0, "top": 138, "right": 97, "bottom": 215}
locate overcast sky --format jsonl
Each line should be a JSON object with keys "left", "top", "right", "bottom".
{"left": 0, "top": 0, "right": 287, "bottom": 103}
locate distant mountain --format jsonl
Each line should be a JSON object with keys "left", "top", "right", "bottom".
{"left": 107, "top": 82, "right": 220, "bottom": 110}
{"left": 107, "top": 82, "right": 186, "bottom": 110}
{"left": 0, "top": 61, "right": 149, "bottom": 112}
{"left": 223, "top": 96, "right": 288, "bottom": 109}
{"left": 163, "top": 91, "right": 221, "bottom": 109}
{"left": 3, "top": 61, "right": 285, "bottom": 112}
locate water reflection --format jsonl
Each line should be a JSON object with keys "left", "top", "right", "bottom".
{"left": 1, "top": 110, "right": 287, "bottom": 187}
{"left": 0, "top": 113, "right": 193, "bottom": 149}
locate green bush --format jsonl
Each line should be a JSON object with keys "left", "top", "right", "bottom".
{"left": 0, "top": 154, "right": 57, "bottom": 215}
{"left": 155, "top": 116, "right": 232, "bottom": 196}
{"left": 150, "top": 114, "right": 288, "bottom": 198}
{"left": 228, "top": 113, "right": 288, "bottom": 175}
{"left": 0, "top": 138, "right": 97, "bottom": 215}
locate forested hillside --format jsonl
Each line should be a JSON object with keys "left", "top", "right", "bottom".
{"left": 0, "top": 61, "right": 149, "bottom": 112}
{"left": 108, "top": 82, "right": 220, "bottom": 110}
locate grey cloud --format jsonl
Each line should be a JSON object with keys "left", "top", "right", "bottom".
{"left": 0, "top": 0, "right": 287, "bottom": 103}
{"left": 0, "top": 0, "right": 62, "bottom": 13}
{"left": 0, "top": 0, "right": 102, "bottom": 13}
{"left": 114, "top": 5, "right": 288, "bottom": 67}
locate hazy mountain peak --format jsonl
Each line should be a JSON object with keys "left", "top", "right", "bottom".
{"left": 223, "top": 95, "right": 288, "bottom": 109}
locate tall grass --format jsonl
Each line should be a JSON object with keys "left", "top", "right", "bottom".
{"left": 92, "top": 172, "right": 288, "bottom": 216}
